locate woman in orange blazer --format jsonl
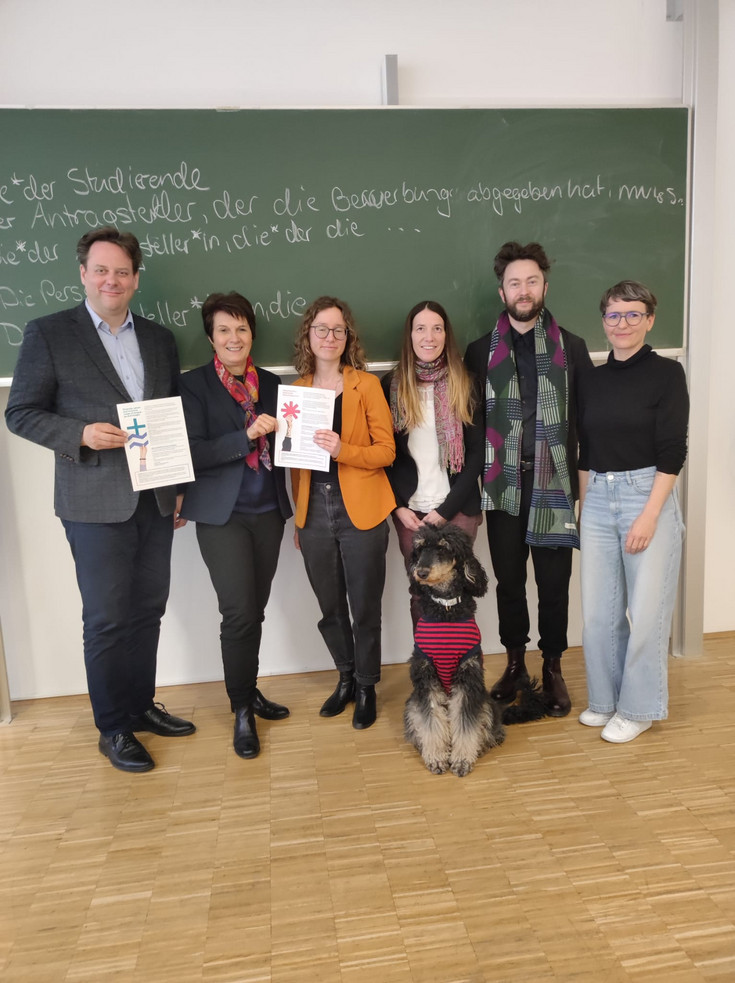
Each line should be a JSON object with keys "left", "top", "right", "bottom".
{"left": 291, "top": 296, "right": 395, "bottom": 730}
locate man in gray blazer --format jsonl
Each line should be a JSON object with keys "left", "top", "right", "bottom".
{"left": 5, "top": 226, "right": 195, "bottom": 773}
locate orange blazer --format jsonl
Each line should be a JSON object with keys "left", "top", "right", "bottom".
{"left": 291, "top": 366, "right": 396, "bottom": 530}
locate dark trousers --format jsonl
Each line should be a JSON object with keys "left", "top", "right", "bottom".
{"left": 298, "top": 482, "right": 389, "bottom": 686}
{"left": 485, "top": 470, "right": 572, "bottom": 659}
{"left": 392, "top": 511, "right": 482, "bottom": 629}
{"left": 62, "top": 491, "right": 173, "bottom": 736}
{"left": 195, "top": 509, "right": 285, "bottom": 710}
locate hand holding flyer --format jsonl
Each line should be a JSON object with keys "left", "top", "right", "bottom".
{"left": 274, "top": 385, "right": 336, "bottom": 471}
{"left": 117, "top": 396, "right": 195, "bottom": 491}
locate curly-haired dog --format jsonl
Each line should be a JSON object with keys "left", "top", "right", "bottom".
{"left": 404, "top": 524, "right": 544, "bottom": 776}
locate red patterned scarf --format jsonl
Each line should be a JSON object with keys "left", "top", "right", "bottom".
{"left": 214, "top": 354, "right": 272, "bottom": 472}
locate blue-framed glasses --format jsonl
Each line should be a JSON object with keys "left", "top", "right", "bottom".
{"left": 602, "top": 311, "right": 649, "bottom": 327}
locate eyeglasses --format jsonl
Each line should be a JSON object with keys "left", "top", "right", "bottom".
{"left": 602, "top": 311, "right": 649, "bottom": 327}
{"left": 312, "top": 324, "right": 348, "bottom": 340}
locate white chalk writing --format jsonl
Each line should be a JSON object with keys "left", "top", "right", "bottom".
{"left": 67, "top": 163, "right": 208, "bottom": 195}
{"left": 0, "top": 147, "right": 686, "bottom": 366}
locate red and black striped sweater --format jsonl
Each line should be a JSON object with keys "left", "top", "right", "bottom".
{"left": 414, "top": 617, "right": 483, "bottom": 693}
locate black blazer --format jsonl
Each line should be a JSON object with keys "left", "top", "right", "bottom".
{"left": 464, "top": 322, "right": 593, "bottom": 500}
{"left": 178, "top": 361, "right": 292, "bottom": 525}
{"left": 5, "top": 303, "right": 179, "bottom": 522}
{"left": 380, "top": 370, "right": 484, "bottom": 519}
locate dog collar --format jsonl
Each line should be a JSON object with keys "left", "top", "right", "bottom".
{"left": 430, "top": 594, "right": 461, "bottom": 608}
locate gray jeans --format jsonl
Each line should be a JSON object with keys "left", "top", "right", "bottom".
{"left": 298, "top": 482, "right": 389, "bottom": 685}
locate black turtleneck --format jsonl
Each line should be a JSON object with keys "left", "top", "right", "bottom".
{"left": 577, "top": 345, "right": 688, "bottom": 475}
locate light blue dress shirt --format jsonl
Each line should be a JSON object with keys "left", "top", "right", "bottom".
{"left": 86, "top": 300, "right": 145, "bottom": 402}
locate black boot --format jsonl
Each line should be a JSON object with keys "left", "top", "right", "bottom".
{"left": 233, "top": 705, "right": 260, "bottom": 758}
{"left": 490, "top": 647, "right": 529, "bottom": 702}
{"left": 542, "top": 657, "right": 571, "bottom": 717}
{"left": 251, "top": 688, "right": 290, "bottom": 720}
{"left": 352, "top": 684, "right": 377, "bottom": 730}
{"left": 320, "top": 671, "right": 355, "bottom": 717}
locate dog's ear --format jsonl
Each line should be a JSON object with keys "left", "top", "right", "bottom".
{"left": 463, "top": 556, "right": 489, "bottom": 597}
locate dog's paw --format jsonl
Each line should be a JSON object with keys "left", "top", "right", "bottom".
{"left": 425, "top": 758, "right": 449, "bottom": 775}
{"left": 450, "top": 758, "right": 475, "bottom": 777}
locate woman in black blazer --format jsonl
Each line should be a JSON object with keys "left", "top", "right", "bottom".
{"left": 381, "top": 300, "right": 484, "bottom": 628}
{"left": 179, "top": 292, "right": 292, "bottom": 760}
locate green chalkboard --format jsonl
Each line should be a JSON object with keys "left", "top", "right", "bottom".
{"left": 0, "top": 108, "right": 688, "bottom": 376}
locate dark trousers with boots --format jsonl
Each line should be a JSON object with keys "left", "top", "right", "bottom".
{"left": 485, "top": 471, "right": 573, "bottom": 716}
{"left": 196, "top": 510, "right": 285, "bottom": 710}
{"left": 485, "top": 471, "right": 573, "bottom": 659}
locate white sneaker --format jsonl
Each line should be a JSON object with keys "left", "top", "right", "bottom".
{"left": 601, "top": 713, "right": 652, "bottom": 744}
{"left": 579, "top": 708, "right": 615, "bottom": 727}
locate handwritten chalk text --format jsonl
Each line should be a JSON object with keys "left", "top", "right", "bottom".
{"left": 67, "top": 163, "right": 209, "bottom": 195}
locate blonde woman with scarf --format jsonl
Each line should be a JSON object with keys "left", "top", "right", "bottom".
{"left": 381, "top": 301, "right": 485, "bottom": 629}
{"left": 179, "top": 292, "right": 293, "bottom": 760}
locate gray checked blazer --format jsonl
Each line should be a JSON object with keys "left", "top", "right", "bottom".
{"left": 5, "top": 303, "right": 180, "bottom": 522}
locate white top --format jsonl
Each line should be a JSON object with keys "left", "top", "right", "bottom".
{"left": 407, "top": 385, "right": 450, "bottom": 512}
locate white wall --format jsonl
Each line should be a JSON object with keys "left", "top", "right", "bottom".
{"left": 704, "top": 0, "right": 735, "bottom": 631}
{"left": 0, "top": 1, "right": 683, "bottom": 110}
{"left": 1, "top": 0, "right": 729, "bottom": 702}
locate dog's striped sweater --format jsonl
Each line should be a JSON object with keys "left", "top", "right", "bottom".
{"left": 413, "top": 617, "right": 483, "bottom": 693}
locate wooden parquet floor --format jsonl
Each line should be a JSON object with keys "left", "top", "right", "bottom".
{"left": 2, "top": 636, "right": 735, "bottom": 983}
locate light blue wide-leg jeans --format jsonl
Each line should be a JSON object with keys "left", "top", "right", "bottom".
{"left": 580, "top": 467, "right": 684, "bottom": 721}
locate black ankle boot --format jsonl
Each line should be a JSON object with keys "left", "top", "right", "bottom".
{"left": 542, "top": 657, "right": 571, "bottom": 717}
{"left": 251, "top": 688, "right": 290, "bottom": 720}
{"left": 233, "top": 705, "right": 260, "bottom": 758}
{"left": 352, "top": 684, "right": 377, "bottom": 730}
{"left": 490, "top": 647, "right": 529, "bottom": 702}
{"left": 320, "top": 672, "right": 355, "bottom": 717}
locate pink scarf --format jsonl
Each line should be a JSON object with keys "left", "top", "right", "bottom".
{"left": 390, "top": 354, "right": 465, "bottom": 474}
{"left": 214, "top": 354, "right": 272, "bottom": 472}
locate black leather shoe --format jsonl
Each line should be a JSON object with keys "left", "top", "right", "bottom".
{"left": 490, "top": 648, "right": 529, "bottom": 702}
{"left": 542, "top": 657, "right": 571, "bottom": 717}
{"left": 251, "top": 688, "right": 290, "bottom": 720}
{"left": 320, "top": 672, "right": 355, "bottom": 717}
{"left": 352, "top": 684, "right": 377, "bottom": 730}
{"left": 130, "top": 703, "right": 196, "bottom": 737}
{"left": 99, "top": 732, "right": 154, "bottom": 773}
{"left": 233, "top": 706, "right": 260, "bottom": 759}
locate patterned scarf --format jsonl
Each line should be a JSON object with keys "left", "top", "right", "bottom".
{"left": 214, "top": 353, "right": 272, "bottom": 472}
{"left": 389, "top": 353, "right": 465, "bottom": 474}
{"left": 481, "top": 309, "right": 578, "bottom": 548}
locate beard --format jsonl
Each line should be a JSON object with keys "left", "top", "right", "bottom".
{"left": 505, "top": 298, "right": 545, "bottom": 323}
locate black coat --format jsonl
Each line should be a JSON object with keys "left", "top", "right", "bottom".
{"left": 380, "top": 370, "right": 484, "bottom": 519}
{"left": 178, "top": 360, "right": 292, "bottom": 525}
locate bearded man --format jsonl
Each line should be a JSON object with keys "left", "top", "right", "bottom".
{"left": 465, "top": 241, "right": 593, "bottom": 716}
